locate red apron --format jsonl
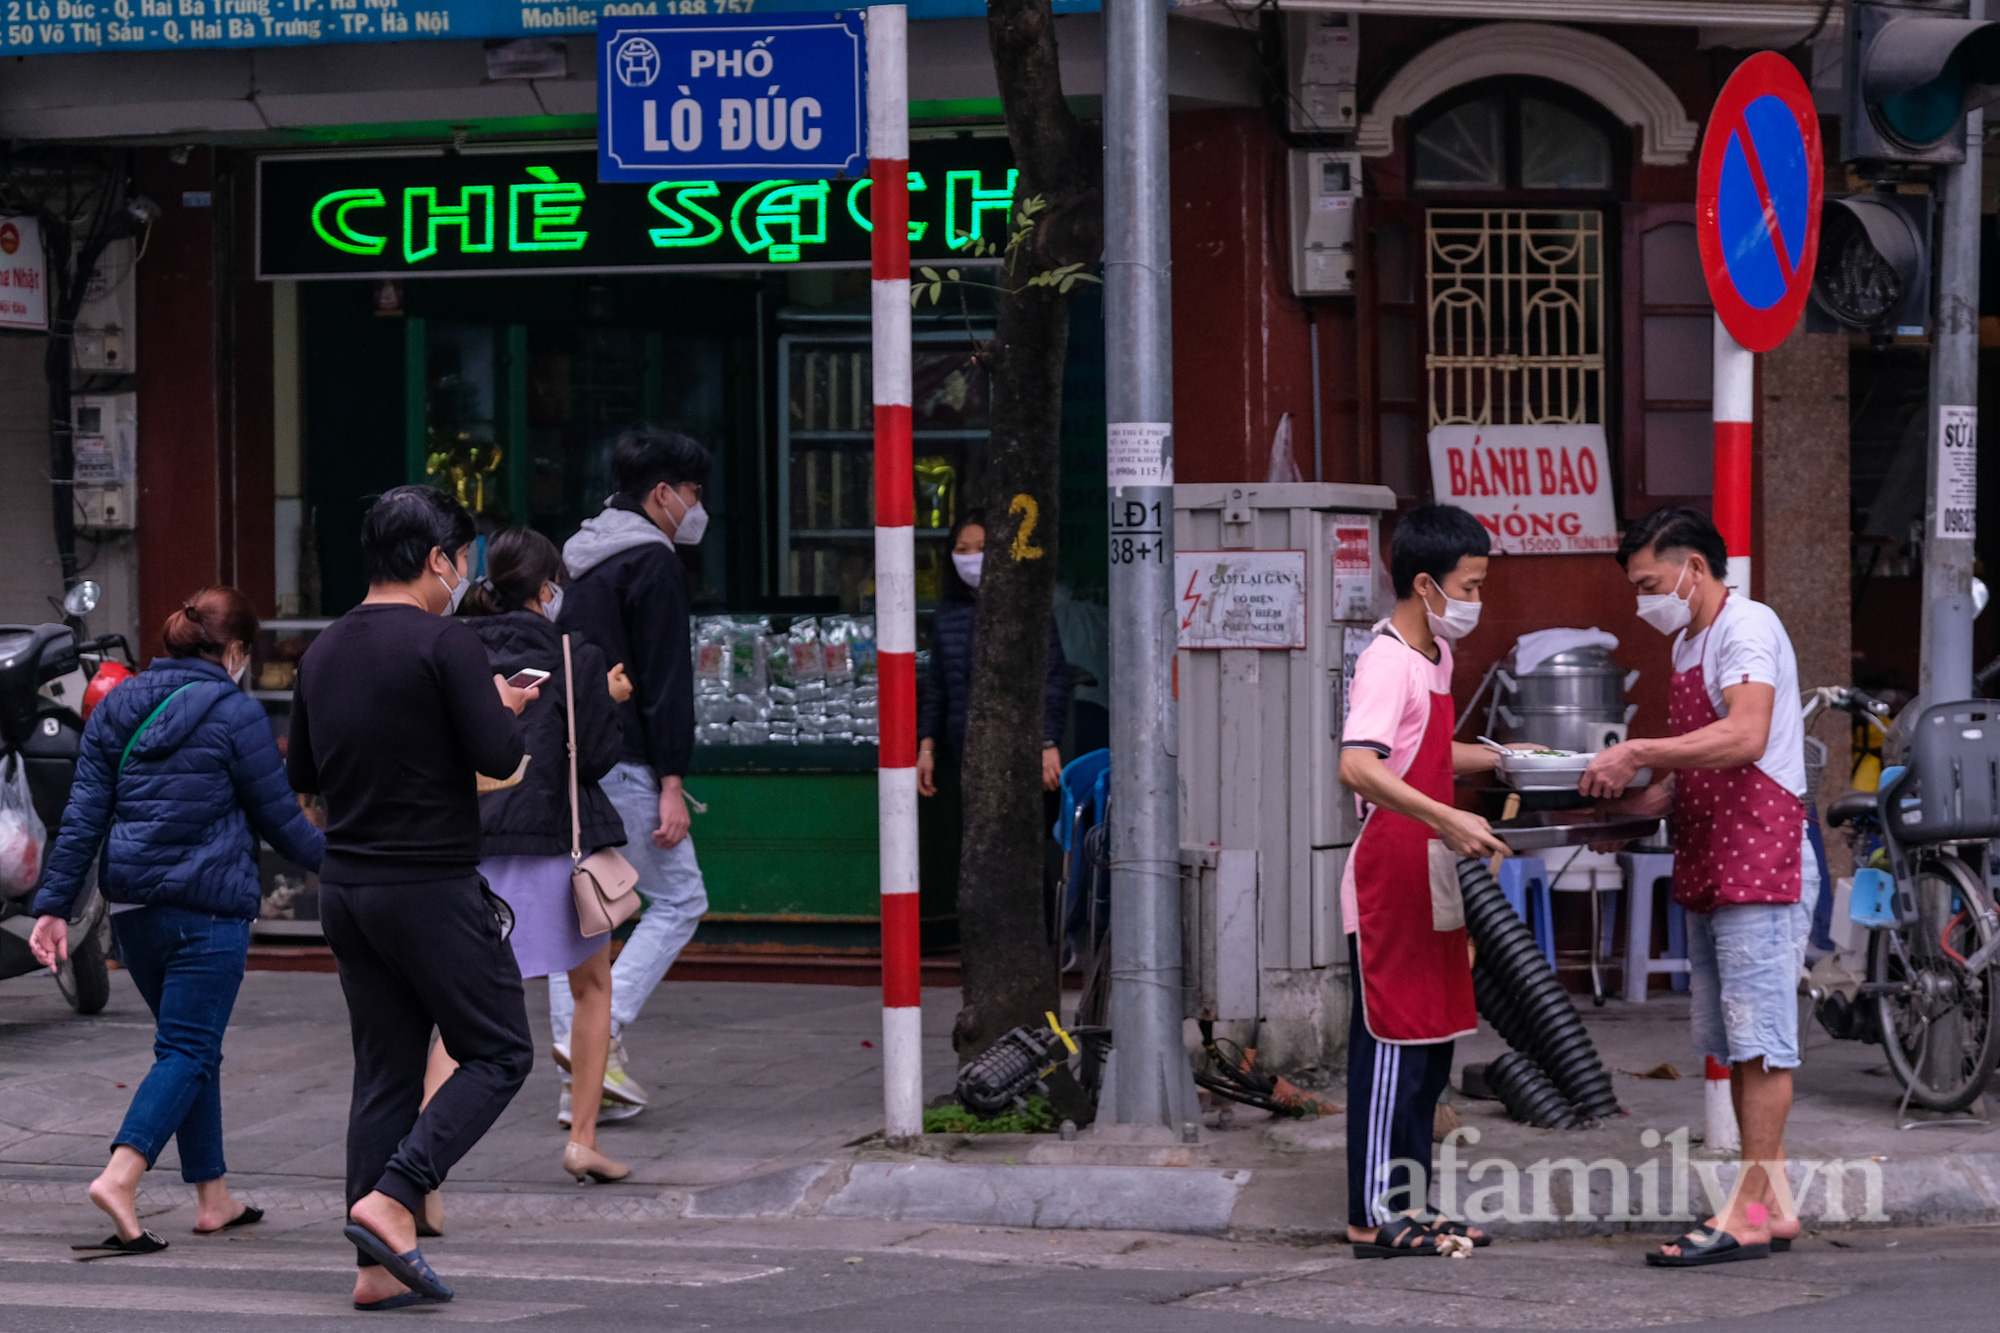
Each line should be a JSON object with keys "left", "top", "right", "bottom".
{"left": 1349, "top": 682, "right": 1478, "bottom": 1043}
{"left": 1668, "top": 614, "right": 1804, "bottom": 914}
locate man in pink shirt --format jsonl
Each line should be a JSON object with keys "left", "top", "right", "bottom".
{"left": 1337, "top": 504, "right": 1510, "bottom": 1257}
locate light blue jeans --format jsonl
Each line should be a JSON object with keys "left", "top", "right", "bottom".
{"left": 549, "top": 762, "right": 708, "bottom": 1047}
{"left": 1687, "top": 828, "right": 1821, "bottom": 1071}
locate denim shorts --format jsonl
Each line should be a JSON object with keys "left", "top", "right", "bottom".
{"left": 1686, "top": 829, "right": 1820, "bottom": 1071}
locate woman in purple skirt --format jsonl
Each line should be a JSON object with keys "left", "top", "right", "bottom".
{"left": 463, "top": 528, "right": 632, "bottom": 1184}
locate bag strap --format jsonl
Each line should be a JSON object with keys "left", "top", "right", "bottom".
{"left": 564, "top": 634, "right": 581, "bottom": 866}
{"left": 118, "top": 682, "right": 203, "bottom": 778}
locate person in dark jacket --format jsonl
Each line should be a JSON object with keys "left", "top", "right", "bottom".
{"left": 30, "top": 587, "right": 323, "bottom": 1255}
{"left": 463, "top": 528, "right": 631, "bottom": 1184}
{"left": 288, "top": 485, "right": 538, "bottom": 1311}
{"left": 546, "top": 427, "right": 712, "bottom": 1122}
{"left": 917, "top": 510, "right": 1073, "bottom": 798}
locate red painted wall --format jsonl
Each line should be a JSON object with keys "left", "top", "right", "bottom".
{"left": 135, "top": 147, "right": 274, "bottom": 657}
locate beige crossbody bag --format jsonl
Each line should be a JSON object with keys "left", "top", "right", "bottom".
{"left": 564, "top": 633, "right": 641, "bottom": 937}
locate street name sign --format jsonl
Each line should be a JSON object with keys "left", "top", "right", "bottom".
{"left": 1696, "top": 51, "right": 1823, "bottom": 353}
{"left": 599, "top": 11, "right": 865, "bottom": 182}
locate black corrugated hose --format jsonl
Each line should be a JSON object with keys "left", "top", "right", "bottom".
{"left": 1457, "top": 856, "right": 1622, "bottom": 1122}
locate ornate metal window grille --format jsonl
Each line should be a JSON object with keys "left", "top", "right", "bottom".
{"left": 1425, "top": 209, "right": 1605, "bottom": 428}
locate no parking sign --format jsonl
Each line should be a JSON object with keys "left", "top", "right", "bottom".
{"left": 1696, "top": 52, "right": 1823, "bottom": 352}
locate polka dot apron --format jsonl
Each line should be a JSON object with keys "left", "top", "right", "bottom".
{"left": 1667, "top": 613, "right": 1804, "bottom": 914}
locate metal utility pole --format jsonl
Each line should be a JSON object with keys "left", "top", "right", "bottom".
{"left": 1920, "top": 98, "right": 1982, "bottom": 704}
{"left": 1103, "top": 0, "right": 1196, "bottom": 1129}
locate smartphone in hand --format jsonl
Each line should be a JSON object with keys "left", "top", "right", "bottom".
{"left": 505, "top": 668, "right": 551, "bottom": 690}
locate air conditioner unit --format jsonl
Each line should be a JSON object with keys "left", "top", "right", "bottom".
{"left": 1288, "top": 150, "right": 1361, "bottom": 297}
{"left": 1287, "top": 11, "right": 1357, "bottom": 137}
{"left": 73, "top": 238, "right": 135, "bottom": 374}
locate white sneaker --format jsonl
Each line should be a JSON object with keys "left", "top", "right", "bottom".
{"left": 552, "top": 1039, "right": 650, "bottom": 1108}
{"left": 557, "top": 1084, "right": 646, "bottom": 1128}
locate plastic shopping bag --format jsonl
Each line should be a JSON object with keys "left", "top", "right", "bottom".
{"left": 0, "top": 754, "right": 46, "bottom": 894}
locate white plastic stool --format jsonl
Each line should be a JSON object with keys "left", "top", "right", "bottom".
{"left": 1617, "top": 848, "right": 1691, "bottom": 1003}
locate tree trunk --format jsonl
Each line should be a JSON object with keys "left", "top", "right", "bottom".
{"left": 952, "top": 0, "right": 1100, "bottom": 1059}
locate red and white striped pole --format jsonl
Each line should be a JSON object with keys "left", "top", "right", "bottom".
{"left": 868, "top": 2, "right": 921, "bottom": 1147}
{"left": 1713, "top": 316, "right": 1754, "bottom": 595}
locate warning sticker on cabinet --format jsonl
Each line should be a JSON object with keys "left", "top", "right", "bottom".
{"left": 1176, "top": 550, "right": 1308, "bottom": 650}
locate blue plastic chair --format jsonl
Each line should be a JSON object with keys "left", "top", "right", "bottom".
{"left": 1054, "top": 749, "right": 1111, "bottom": 851}
{"left": 1497, "top": 857, "right": 1556, "bottom": 970}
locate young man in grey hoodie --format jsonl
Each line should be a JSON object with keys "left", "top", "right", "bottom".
{"left": 547, "top": 427, "right": 712, "bottom": 1121}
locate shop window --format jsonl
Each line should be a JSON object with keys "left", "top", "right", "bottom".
{"left": 1426, "top": 209, "right": 1606, "bottom": 429}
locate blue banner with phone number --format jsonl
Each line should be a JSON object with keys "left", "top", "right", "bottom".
{"left": 0, "top": 0, "right": 1096, "bottom": 59}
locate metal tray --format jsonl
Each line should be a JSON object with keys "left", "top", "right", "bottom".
{"left": 1492, "top": 813, "right": 1664, "bottom": 852}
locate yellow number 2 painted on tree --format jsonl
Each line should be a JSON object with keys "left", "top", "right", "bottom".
{"left": 1009, "top": 493, "right": 1046, "bottom": 562}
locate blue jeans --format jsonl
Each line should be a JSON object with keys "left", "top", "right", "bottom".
{"left": 1687, "top": 829, "right": 1821, "bottom": 1071}
{"left": 109, "top": 907, "right": 251, "bottom": 1183}
{"left": 549, "top": 762, "right": 708, "bottom": 1046}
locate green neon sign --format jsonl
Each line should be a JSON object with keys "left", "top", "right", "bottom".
{"left": 261, "top": 143, "right": 1020, "bottom": 278}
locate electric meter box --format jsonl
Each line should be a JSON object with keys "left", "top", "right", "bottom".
{"left": 71, "top": 393, "right": 136, "bottom": 531}
{"left": 1175, "top": 482, "right": 1397, "bottom": 1068}
{"left": 73, "top": 238, "right": 136, "bottom": 374}
{"left": 1286, "top": 10, "right": 1358, "bottom": 137}
{"left": 1289, "top": 150, "right": 1362, "bottom": 296}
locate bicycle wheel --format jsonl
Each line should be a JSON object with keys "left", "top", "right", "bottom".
{"left": 1869, "top": 854, "right": 2000, "bottom": 1113}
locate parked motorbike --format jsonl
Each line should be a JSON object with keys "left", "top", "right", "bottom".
{"left": 0, "top": 581, "right": 133, "bottom": 1014}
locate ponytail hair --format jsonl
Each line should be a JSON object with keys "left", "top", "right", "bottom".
{"left": 162, "top": 586, "right": 259, "bottom": 661}
{"left": 460, "top": 528, "right": 565, "bottom": 617}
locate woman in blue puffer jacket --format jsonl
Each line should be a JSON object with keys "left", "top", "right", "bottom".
{"left": 30, "top": 587, "right": 323, "bottom": 1256}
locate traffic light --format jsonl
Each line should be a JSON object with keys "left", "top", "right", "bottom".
{"left": 1810, "top": 192, "right": 1932, "bottom": 335}
{"left": 1844, "top": 0, "right": 2000, "bottom": 167}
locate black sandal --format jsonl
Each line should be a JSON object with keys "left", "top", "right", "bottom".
{"left": 1645, "top": 1227, "right": 1770, "bottom": 1268}
{"left": 1419, "top": 1214, "right": 1492, "bottom": 1248}
{"left": 194, "top": 1204, "right": 263, "bottom": 1236}
{"left": 1353, "top": 1214, "right": 1442, "bottom": 1259}
{"left": 73, "top": 1230, "right": 169, "bottom": 1258}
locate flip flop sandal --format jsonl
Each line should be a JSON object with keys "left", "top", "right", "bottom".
{"left": 342, "top": 1222, "right": 454, "bottom": 1301}
{"left": 72, "top": 1230, "right": 169, "bottom": 1258}
{"left": 1352, "top": 1215, "right": 1442, "bottom": 1259}
{"left": 1420, "top": 1215, "right": 1493, "bottom": 1248}
{"left": 194, "top": 1205, "right": 264, "bottom": 1236}
{"left": 355, "top": 1292, "right": 444, "bottom": 1312}
{"left": 1645, "top": 1228, "right": 1770, "bottom": 1268}
{"left": 1771, "top": 1237, "right": 1794, "bottom": 1253}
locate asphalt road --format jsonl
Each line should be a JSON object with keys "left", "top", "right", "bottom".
{"left": 0, "top": 1202, "right": 1993, "bottom": 1331}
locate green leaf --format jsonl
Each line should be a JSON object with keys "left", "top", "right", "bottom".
{"left": 930, "top": 281, "right": 943, "bottom": 303}
{"left": 919, "top": 266, "right": 940, "bottom": 282}
{"left": 1059, "top": 275, "right": 1076, "bottom": 292}
{"left": 947, "top": 269, "right": 960, "bottom": 281}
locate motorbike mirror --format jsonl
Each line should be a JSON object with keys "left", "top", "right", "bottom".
{"left": 62, "top": 580, "right": 101, "bottom": 618}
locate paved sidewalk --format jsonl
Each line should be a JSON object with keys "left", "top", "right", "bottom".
{"left": 0, "top": 968, "right": 1994, "bottom": 1241}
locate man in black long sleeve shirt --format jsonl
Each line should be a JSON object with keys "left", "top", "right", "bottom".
{"left": 542, "top": 427, "right": 713, "bottom": 1121}
{"left": 288, "top": 486, "right": 537, "bottom": 1311}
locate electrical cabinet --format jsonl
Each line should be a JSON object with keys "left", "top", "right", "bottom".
{"left": 1286, "top": 10, "right": 1358, "bottom": 136}
{"left": 1176, "top": 482, "right": 1397, "bottom": 1066}
{"left": 73, "top": 239, "right": 136, "bottom": 374}
{"left": 71, "top": 393, "right": 136, "bottom": 531}
{"left": 1289, "top": 150, "right": 1362, "bottom": 297}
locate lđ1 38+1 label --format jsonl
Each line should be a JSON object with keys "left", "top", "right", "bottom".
{"left": 1109, "top": 497, "right": 1165, "bottom": 565}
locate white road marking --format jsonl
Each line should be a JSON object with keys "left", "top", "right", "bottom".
{"left": 0, "top": 1243, "right": 781, "bottom": 1286}
{"left": 0, "top": 1281, "right": 576, "bottom": 1322}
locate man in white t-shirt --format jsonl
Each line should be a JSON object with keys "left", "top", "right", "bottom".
{"left": 1582, "top": 507, "right": 1817, "bottom": 1271}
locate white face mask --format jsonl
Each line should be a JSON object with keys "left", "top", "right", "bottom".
{"left": 541, "top": 582, "right": 565, "bottom": 623}
{"left": 1422, "top": 582, "right": 1481, "bottom": 640}
{"left": 664, "top": 489, "right": 708, "bottom": 547}
{"left": 952, "top": 551, "right": 984, "bottom": 589}
{"left": 1636, "top": 563, "right": 1694, "bottom": 636}
{"left": 437, "top": 564, "right": 470, "bottom": 616}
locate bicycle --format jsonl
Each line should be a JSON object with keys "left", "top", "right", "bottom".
{"left": 1814, "top": 687, "right": 2000, "bottom": 1114}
